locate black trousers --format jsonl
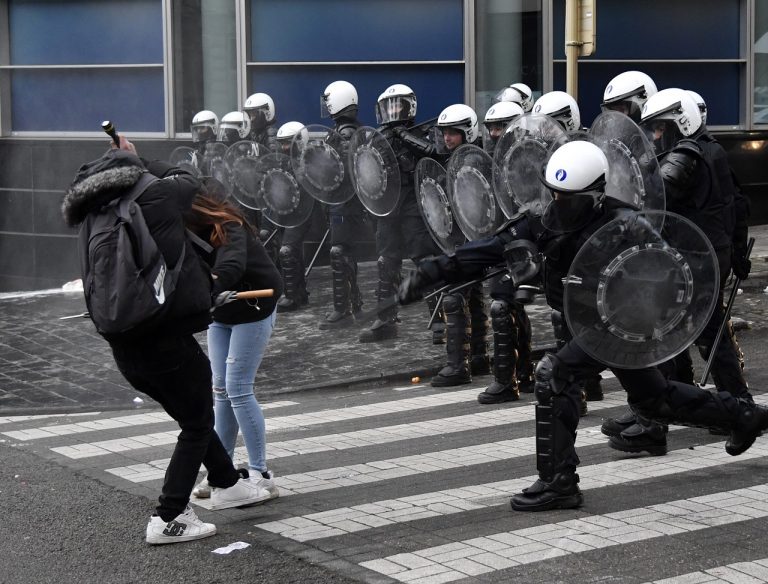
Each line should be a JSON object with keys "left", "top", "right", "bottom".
{"left": 111, "top": 335, "right": 240, "bottom": 521}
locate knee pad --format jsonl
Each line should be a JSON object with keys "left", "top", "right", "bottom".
{"left": 534, "top": 352, "right": 572, "bottom": 404}
{"left": 442, "top": 293, "right": 465, "bottom": 315}
{"left": 490, "top": 299, "right": 510, "bottom": 321}
{"left": 377, "top": 256, "right": 402, "bottom": 282}
{"left": 279, "top": 245, "right": 297, "bottom": 262}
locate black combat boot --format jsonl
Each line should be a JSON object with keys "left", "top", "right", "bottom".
{"left": 601, "top": 409, "right": 638, "bottom": 437}
{"left": 608, "top": 414, "right": 668, "bottom": 456}
{"left": 584, "top": 374, "right": 604, "bottom": 401}
{"left": 510, "top": 472, "right": 583, "bottom": 512}
{"left": 726, "top": 400, "right": 768, "bottom": 456}
{"left": 431, "top": 293, "right": 471, "bottom": 387}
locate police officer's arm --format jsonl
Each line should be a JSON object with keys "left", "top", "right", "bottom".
{"left": 209, "top": 223, "right": 248, "bottom": 296}
{"left": 392, "top": 125, "right": 437, "bottom": 158}
{"left": 660, "top": 141, "right": 701, "bottom": 205}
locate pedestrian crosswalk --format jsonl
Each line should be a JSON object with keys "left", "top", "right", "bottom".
{"left": 3, "top": 380, "right": 768, "bottom": 583}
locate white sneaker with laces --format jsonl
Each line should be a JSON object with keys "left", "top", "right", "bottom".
{"left": 192, "top": 476, "right": 210, "bottom": 499}
{"left": 145, "top": 506, "right": 216, "bottom": 545}
{"left": 209, "top": 477, "right": 272, "bottom": 510}
{"left": 255, "top": 470, "right": 279, "bottom": 501}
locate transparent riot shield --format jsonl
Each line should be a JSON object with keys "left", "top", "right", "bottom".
{"left": 257, "top": 152, "right": 315, "bottom": 228}
{"left": 225, "top": 140, "right": 263, "bottom": 210}
{"left": 169, "top": 146, "right": 202, "bottom": 177}
{"left": 564, "top": 210, "right": 719, "bottom": 369}
{"left": 589, "top": 110, "right": 665, "bottom": 217}
{"left": 201, "top": 142, "right": 231, "bottom": 193}
{"left": 446, "top": 144, "right": 502, "bottom": 241}
{"left": 415, "top": 157, "right": 465, "bottom": 253}
{"left": 348, "top": 126, "right": 401, "bottom": 216}
{"left": 492, "top": 114, "right": 566, "bottom": 219}
{"left": 291, "top": 124, "right": 356, "bottom": 205}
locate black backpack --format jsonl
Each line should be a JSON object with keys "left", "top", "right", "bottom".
{"left": 78, "top": 172, "right": 186, "bottom": 335}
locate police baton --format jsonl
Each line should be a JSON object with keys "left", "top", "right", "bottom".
{"left": 304, "top": 228, "right": 331, "bottom": 279}
{"left": 699, "top": 237, "right": 755, "bottom": 386}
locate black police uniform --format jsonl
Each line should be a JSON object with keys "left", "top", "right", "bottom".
{"left": 400, "top": 202, "right": 768, "bottom": 512}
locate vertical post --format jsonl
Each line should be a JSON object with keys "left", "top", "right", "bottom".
{"left": 565, "top": 0, "right": 580, "bottom": 100}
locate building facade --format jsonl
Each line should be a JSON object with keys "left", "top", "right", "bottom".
{"left": 0, "top": 0, "right": 766, "bottom": 291}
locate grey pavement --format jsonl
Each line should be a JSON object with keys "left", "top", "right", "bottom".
{"left": 2, "top": 223, "right": 768, "bottom": 414}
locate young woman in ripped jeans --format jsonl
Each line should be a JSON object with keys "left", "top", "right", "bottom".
{"left": 185, "top": 184, "right": 284, "bottom": 501}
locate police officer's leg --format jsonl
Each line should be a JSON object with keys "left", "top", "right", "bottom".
{"left": 551, "top": 309, "right": 590, "bottom": 415}
{"left": 425, "top": 294, "right": 446, "bottom": 345}
{"left": 477, "top": 298, "right": 521, "bottom": 404}
{"left": 511, "top": 339, "right": 601, "bottom": 511}
{"left": 615, "top": 367, "right": 768, "bottom": 456}
{"left": 513, "top": 302, "right": 535, "bottom": 394}
{"left": 467, "top": 282, "right": 490, "bottom": 376}
{"left": 320, "top": 244, "right": 357, "bottom": 329}
{"left": 431, "top": 291, "right": 471, "bottom": 387}
{"left": 276, "top": 221, "right": 310, "bottom": 312}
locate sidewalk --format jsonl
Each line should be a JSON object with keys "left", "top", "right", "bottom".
{"left": 2, "top": 223, "right": 768, "bottom": 414}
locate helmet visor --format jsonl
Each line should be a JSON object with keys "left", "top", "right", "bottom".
{"left": 376, "top": 96, "right": 415, "bottom": 125}
{"left": 244, "top": 106, "right": 269, "bottom": 129}
{"left": 218, "top": 126, "right": 242, "bottom": 145}
{"left": 191, "top": 124, "right": 215, "bottom": 144}
{"left": 320, "top": 94, "right": 332, "bottom": 118}
{"left": 641, "top": 118, "right": 683, "bottom": 157}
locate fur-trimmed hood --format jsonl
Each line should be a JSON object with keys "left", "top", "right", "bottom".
{"left": 61, "top": 150, "right": 145, "bottom": 227}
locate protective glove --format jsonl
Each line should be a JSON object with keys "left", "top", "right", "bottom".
{"left": 731, "top": 250, "right": 751, "bottom": 280}
{"left": 392, "top": 125, "right": 408, "bottom": 139}
{"left": 398, "top": 270, "right": 427, "bottom": 305}
{"left": 212, "top": 290, "right": 237, "bottom": 309}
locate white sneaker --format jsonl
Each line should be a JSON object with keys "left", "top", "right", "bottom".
{"left": 254, "top": 470, "right": 279, "bottom": 501}
{"left": 145, "top": 506, "right": 216, "bottom": 545}
{"left": 209, "top": 476, "right": 273, "bottom": 510}
{"left": 192, "top": 476, "right": 211, "bottom": 499}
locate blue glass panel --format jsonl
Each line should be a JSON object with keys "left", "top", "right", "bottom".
{"left": 553, "top": 62, "right": 741, "bottom": 127}
{"left": 249, "top": 0, "right": 463, "bottom": 62}
{"left": 9, "top": 0, "right": 162, "bottom": 65}
{"left": 11, "top": 69, "right": 164, "bottom": 132}
{"left": 553, "top": 0, "right": 740, "bottom": 59}
{"left": 248, "top": 65, "right": 464, "bottom": 128}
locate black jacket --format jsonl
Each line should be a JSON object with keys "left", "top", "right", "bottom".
{"left": 202, "top": 222, "right": 284, "bottom": 324}
{"left": 61, "top": 150, "right": 212, "bottom": 341}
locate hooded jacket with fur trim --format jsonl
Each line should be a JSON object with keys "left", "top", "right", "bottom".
{"left": 62, "top": 150, "right": 212, "bottom": 341}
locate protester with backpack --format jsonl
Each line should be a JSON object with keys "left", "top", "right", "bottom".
{"left": 62, "top": 137, "right": 274, "bottom": 545}
{"left": 183, "top": 182, "right": 283, "bottom": 503}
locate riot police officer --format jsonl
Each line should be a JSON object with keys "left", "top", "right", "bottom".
{"left": 218, "top": 111, "right": 251, "bottom": 147}
{"left": 474, "top": 101, "right": 536, "bottom": 402}
{"left": 191, "top": 110, "right": 219, "bottom": 156}
{"left": 399, "top": 139, "right": 768, "bottom": 511}
{"left": 358, "top": 84, "right": 441, "bottom": 343}
{"left": 318, "top": 80, "right": 369, "bottom": 329}
{"left": 244, "top": 92, "right": 278, "bottom": 152}
{"left": 428, "top": 104, "right": 490, "bottom": 386}
{"left": 604, "top": 89, "right": 754, "bottom": 455}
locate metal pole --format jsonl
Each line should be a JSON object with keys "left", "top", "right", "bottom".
{"left": 304, "top": 228, "right": 331, "bottom": 279}
{"left": 699, "top": 237, "right": 755, "bottom": 386}
{"left": 565, "top": 0, "right": 580, "bottom": 100}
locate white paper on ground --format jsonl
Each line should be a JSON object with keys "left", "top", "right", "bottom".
{"left": 212, "top": 541, "right": 251, "bottom": 555}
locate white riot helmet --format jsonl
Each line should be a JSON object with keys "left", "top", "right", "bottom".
{"left": 437, "top": 104, "right": 479, "bottom": 145}
{"left": 276, "top": 121, "right": 305, "bottom": 151}
{"left": 640, "top": 88, "right": 702, "bottom": 156}
{"left": 191, "top": 110, "right": 219, "bottom": 145}
{"left": 243, "top": 92, "right": 275, "bottom": 130}
{"left": 494, "top": 82, "right": 534, "bottom": 112}
{"left": 541, "top": 140, "right": 609, "bottom": 233}
{"left": 321, "top": 80, "right": 358, "bottom": 118}
{"left": 686, "top": 90, "right": 707, "bottom": 126}
{"left": 483, "top": 102, "right": 524, "bottom": 151}
{"left": 533, "top": 91, "right": 581, "bottom": 132}
{"left": 376, "top": 84, "right": 417, "bottom": 125}
{"left": 218, "top": 111, "right": 251, "bottom": 144}
{"left": 601, "top": 71, "right": 658, "bottom": 123}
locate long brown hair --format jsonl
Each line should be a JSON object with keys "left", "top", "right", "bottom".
{"left": 185, "top": 181, "right": 252, "bottom": 248}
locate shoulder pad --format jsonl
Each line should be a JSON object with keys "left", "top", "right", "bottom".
{"left": 672, "top": 138, "right": 703, "bottom": 160}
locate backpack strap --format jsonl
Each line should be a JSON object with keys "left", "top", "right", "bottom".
{"left": 124, "top": 172, "right": 159, "bottom": 203}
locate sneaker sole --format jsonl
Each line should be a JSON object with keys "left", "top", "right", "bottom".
{"left": 510, "top": 493, "right": 584, "bottom": 512}
{"left": 209, "top": 492, "right": 273, "bottom": 510}
{"left": 146, "top": 528, "right": 217, "bottom": 545}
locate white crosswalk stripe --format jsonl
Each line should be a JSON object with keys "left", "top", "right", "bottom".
{"left": 7, "top": 383, "right": 768, "bottom": 583}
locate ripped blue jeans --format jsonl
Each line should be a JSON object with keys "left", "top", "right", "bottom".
{"left": 207, "top": 310, "right": 276, "bottom": 474}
